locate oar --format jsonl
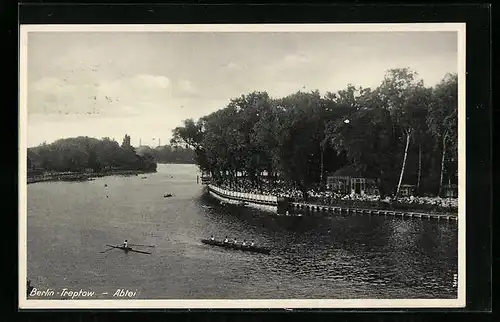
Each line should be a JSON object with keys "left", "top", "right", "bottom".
{"left": 129, "top": 243, "right": 156, "bottom": 248}
{"left": 100, "top": 246, "right": 116, "bottom": 253}
{"left": 129, "top": 249, "right": 152, "bottom": 255}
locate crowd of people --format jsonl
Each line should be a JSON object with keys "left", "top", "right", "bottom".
{"left": 305, "top": 190, "right": 458, "bottom": 208}
{"left": 213, "top": 178, "right": 458, "bottom": 213}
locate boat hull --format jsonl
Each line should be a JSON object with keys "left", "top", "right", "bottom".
{"left": 105, "top": 244, "right": 152, "bottom": 254}
{"left": 106, "top": 245, "right": 132, "bottom": 252}
{"left": 201, "top": 239, "right": 271, "bottom": 255}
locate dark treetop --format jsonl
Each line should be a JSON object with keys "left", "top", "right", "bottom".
{"left": 171, "top": 68, "right": 458, "bottom": 200}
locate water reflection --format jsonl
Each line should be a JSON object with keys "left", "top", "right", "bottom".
{"left": 27, "top": 164, "right": 458, "bottom": 299}
{"left": 199, "top": 194, "right": 458, "bottom": 298}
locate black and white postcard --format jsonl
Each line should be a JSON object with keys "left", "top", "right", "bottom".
{"left": 19, "top": 23, "right": 466, "bottom": 309}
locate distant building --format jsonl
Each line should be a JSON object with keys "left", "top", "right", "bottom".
{"left": 399, "top": 184, "right": 416, "bottom": 197}
{"left": 326, "top": 165, "right": 378, "bottom": 195}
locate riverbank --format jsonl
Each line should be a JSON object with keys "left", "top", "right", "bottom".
{"left": 27, "top": 169, "right": 156, "bottom": 184}
{"left": 206, "top": 183, "right": 458, "bottom": 217}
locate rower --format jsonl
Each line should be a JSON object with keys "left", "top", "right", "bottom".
{"left": 123, "top": 240, "right": 128, "bottom": 248}
{"left": 233, "top": 238, "right": 237, "bottom": 244}
{"left": 250, "top": 241, "right": 255, "bottom": 247}
{"left": 242, "top": 240, "right": 247, "bottom": 246}
{"left": 223, "top": 236, "right": 229, "bottom": 243}
{"left": 210, "top": 235, "right": 215, "bottom": 241}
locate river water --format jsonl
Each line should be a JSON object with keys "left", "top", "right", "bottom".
{"left": 26, "top": 164, "right": 458, "bottom": 299}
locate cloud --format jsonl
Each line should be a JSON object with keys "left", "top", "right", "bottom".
{"left": 222, "top": 62, "right": 241, "bottom": 70}
{"left": 178, "top": 80, "right": 197, "bottom": 94}
{"left": 283, "top": 54, "right": 310, "bottom": 65}
{"left": 28, "top": 74, "right": 172, "bottom": 117}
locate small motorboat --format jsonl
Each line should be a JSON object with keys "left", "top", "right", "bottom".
{"left": 164, "top": 193, "right": 173, "bottom": 198}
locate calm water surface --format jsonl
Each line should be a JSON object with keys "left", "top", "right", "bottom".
{"left": 27, "top": 164, "right": 458, "bottom": 299}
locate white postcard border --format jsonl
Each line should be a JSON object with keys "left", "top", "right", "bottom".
{"left": 19, "top": 23, "right": 466, "bottom": 309}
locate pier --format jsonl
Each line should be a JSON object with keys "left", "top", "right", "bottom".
{"left": 290, "top": 202, "right": 457, "bottom": 221}
{"left": 206, "top": 184, "right": 458, "bottom": 221}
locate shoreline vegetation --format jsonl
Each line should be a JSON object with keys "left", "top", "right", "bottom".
{"left": 171, "top": 67, "right": 459, "bottom": 216}
{"left": 27, "top": 135, "right": 161, "bottom": 184}
{"left": 27, "top": 168, "right": 156, "bottom": 184}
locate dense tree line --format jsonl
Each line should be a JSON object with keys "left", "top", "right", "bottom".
{"left": 135, "top": 145, "right": 195, "bottom": 164}
{"left": 27, "top": 135, "right": 157, "bottom": 173}
{"left": 171, "top": 68, "right": 458, "bottom": 199}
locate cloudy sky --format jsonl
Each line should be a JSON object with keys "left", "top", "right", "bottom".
{"left": 25, "top": 30, "right": 458, "bottom": 147}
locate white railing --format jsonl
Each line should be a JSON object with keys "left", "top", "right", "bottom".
{"left": 208, "top": 184, "right": 278, "bottom": 203}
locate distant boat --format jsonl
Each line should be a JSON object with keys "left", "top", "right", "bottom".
{"left": 201, "top": 239, "right": 271, "bottom": 255}
{"left": 141, "top": 176, "right": 147, "bottom": 179}
{"left": 164, "top": 193, "right": 173, "bottom": 198}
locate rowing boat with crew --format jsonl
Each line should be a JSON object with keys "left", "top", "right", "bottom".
{"left": 100, "top": 238, "right": 270, "bottom": 256}
{"left": 201, "top": 238, "right": 271, "bottom": 255}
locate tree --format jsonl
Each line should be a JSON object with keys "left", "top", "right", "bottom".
{"left": 427, "top": 73, "right": 458, "bottom": 195}
{"left": 27, "top": 136, "right": 158, "bottom": 174}
{"left": 171, "top": 118, "right": 209, "bottom": 170}
{"left": 378, "top": 68, "right": 427, "bottom": 198}
{"left": 326, "top": 105, "right": 397, "bottom": 197}
{"left": 228, "top": 91, "right": 274, "bottom": 187}
{"left": 121, "top": 134, "right": 132, "bottom": 149}
{"left": 169, "top": 68, "right": 458, "bottom": 199}
{"left": 272, "top": 91, "right": 326, "bottom": 198}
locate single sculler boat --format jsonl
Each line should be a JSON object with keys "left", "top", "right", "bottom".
{"left": 104, "top": 244, "right": 152, "bottom": 255}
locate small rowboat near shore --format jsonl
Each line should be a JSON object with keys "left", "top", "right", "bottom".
{"left": 201, "top": 239, "right": 271, "bottom": 255}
